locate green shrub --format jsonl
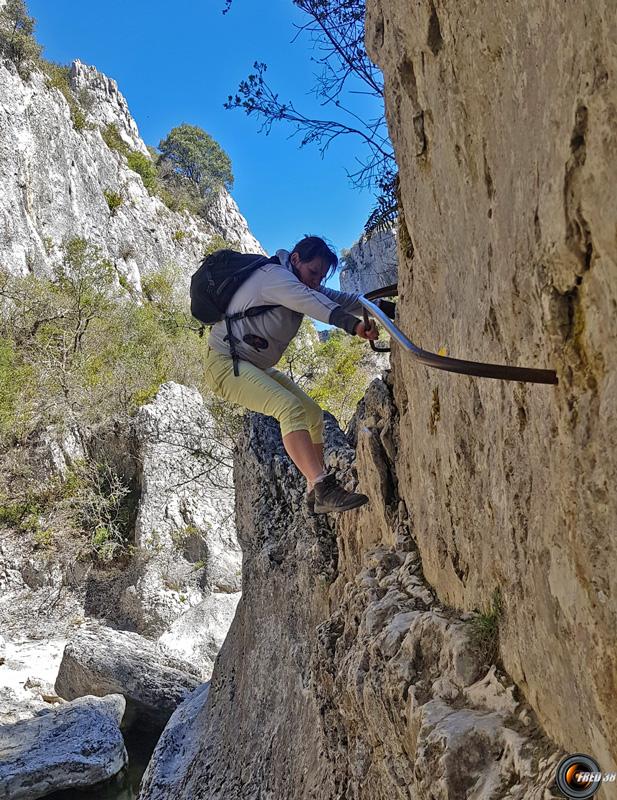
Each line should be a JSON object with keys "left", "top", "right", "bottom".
{"left": 33, "top": 526, "right": 53, "bottom": 549}
{"left": 277, "top": 322, "right": 370, "bottom": 428}
{"left": 127, "top": 151, "right": 158, "bottom": 194}
{"left": 40, "top": 60, "right": 88, "bottom": 131}
{"left": 468, "top": 589, "right": 503, "bottom": 663}
{"left": 117, "top": 274, "right": 133, "bottom": 293}
{"left": 0, "top": 336, "right": 35, "bottom": 439}
{"left": 72, "top": 106, "right": 87, "bottom": 131}
{"left": 101, "top": 123, "right": 130, "bottom": 158}
{"left": 0, "top": 240, "right": 208, "bottom": 443}
{"left": 154, "top": 167, "right": 201, "bottom": 215}
{"left": 203, "top": 235, "right": 235, "bottom": 258}
{"left": 172, "top": 230, "right": 187, "bottom": 243}
{"left": 104, "top": 189, "right": 124, "bottom": 216}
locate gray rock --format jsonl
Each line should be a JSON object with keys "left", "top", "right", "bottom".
{"left": 140, "top": 399, "right": 559, "bottom": 799}
{"left": 54, "top": 624, "right": 201, "bottom": 730}
{"left": 138, "top": 682, "right": 210, "bottom": 800}
{"left": 340, "top": 229, "right": 398, "bottom": 294}
{"left": 120, "top": 382, "right": 241, "bottom": 654}
{"left": 0, "top": 58, "right": 261, "bottom": 284}
{"left": 158, "top": 591, "right": 241, "bottom": 678}
{"left": 0, "top": 693, "right": 127, "bottom": 800}
{"left": 366, "top": 0, "right": 617, "bottom": 768}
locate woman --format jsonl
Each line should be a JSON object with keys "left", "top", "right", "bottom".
{"left": 203, "top": 235, "right": 389, "bottom": 514}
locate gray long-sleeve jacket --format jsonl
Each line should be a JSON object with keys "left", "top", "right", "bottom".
{"left": 208, "top": 248, "right": 364, "bottom": 370}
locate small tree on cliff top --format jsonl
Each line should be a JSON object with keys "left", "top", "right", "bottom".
{"left": 158, "top": 123, "right": 234, "bottom": 202}
{"left": 0, "top": 0, "right": 42, "bottom": 76}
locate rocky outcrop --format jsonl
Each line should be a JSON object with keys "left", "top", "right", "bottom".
{"left": 55, "top": 625, "right": 201, "bottom": 731}
{"left": 365, "top": 0, "right": 617, "bottom": 770}
{"left": 0, "top": 57, "right": 262, "bottom": 285}
{"left": 120, "top": 382, "right": 241, "bottom": 675}
{"left": 139, "top": 393, "right": 561, "bottom": 799}
{"left": 69, "top": 59, "right": 148, "bottom": 156}
{"left": 0, "top": 693, "right": 127, "bottom": 799}
{"left": 340, "top": 228, "right": 398, "bottom": 294}
{"left": 0, "top": 382, "right": 239, "bottom": 719}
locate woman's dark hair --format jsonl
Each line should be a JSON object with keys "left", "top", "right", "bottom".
{"left": 290, "top": 235, "right": 338, "bottom": 279}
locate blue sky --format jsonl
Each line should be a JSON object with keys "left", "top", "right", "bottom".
{"left": 28, "top": 0, "right": 386, "bottom": 262}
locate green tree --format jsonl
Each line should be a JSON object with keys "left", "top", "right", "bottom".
{"left": 158, "top": 124, "right": 234, "bottom": 202}
{"left": 277, "top": 320, "right": 375, "bottom": 428}
{"left": 309, "top": 329, "right": 369, "bottom": 427}
{"left": 0, "top": 0, "right": 41, "bottom": 77}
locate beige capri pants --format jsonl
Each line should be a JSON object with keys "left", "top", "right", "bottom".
{"left": 203, "top": 346, "right": 324, "bottom": 443}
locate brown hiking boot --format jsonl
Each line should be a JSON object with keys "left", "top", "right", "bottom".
{"left": 306, "top": 488, "right": 315, "bottom": 514}
{"left": 313, "top": 474, "right": 368, "bottom": 514}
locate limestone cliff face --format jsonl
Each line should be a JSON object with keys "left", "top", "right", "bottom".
{"left": 365, "top": 0, "right": 617, "bottom": 769}
{"left": 140, "top": 396, "right": 563, "bottom": 800}
{"left": 0, "top": 57, "right": 262, "bottom": 287}
{"left": 340, "top": 229, "right": 398, "bottom": 294}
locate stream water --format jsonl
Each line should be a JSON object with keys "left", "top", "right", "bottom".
{"left": 45, "top": 725, "right": 160, "bottom": 800}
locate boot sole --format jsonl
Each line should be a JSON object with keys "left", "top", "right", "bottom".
{"left": 313, "top": 495, "right": 369, "bottom": 514}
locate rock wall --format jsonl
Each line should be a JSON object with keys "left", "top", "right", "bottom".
{"left": 365, "top": 0, "right": 617, "bottom": 770}
{"left": 0, "top": 383, "right": 239, "bottom": 681}
{"left": 0, "top": 57, "right": 262, "bottom": 287}
{"left": 340, "top": 228, "right": 398, "bottom": 294}
{"left": 140, "top": 397, "right": 563, "bottom": 800}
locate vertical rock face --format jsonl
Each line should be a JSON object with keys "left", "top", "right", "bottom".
{"left": 141, "top": 414, "right": 343, "bottom": 799}
{"left": 142, "top": 395, "right": 562, "bottom": 800}
{"left": 366, "top": 0, "right": 617, "bottom": 767}
{"left": 340, "top": 229, "right": 398, "bottom": 294}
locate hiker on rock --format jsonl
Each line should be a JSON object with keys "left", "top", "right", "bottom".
{"left": 196, "top": 235, "right": 395, "bottom": 514}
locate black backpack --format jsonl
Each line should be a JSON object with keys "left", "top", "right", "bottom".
{"left": 190, "top": 249, "right": 281, "bottom": 375}
{"left": 190, "top": 249, "right": 280, "bottom": 325}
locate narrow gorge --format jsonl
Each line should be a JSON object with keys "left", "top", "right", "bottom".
{"left": 1, "top": 1, "right": 616, "bottom": 799}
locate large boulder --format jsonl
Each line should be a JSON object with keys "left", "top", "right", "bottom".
{"left": 0, "top": 693, "right": 126, "bottom": 800}
{"left": 54, "top": 624, "right": 202, "bottom": 730}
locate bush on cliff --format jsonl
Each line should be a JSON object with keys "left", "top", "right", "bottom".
{"left": 0, "top": 238, "right": 209, "bottom": 440}
{"left": 127, "top": 151, "right": 158, "bottom": 195}
{"left": 40, "top": 60, "right": 88, "bottom": 131}
{"left": 0, "top": 0, "right": 41, "bottom": 78}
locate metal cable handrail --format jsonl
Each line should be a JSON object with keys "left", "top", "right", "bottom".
{"left": 359, "top": 284, "right": 558, "bottom": 386}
